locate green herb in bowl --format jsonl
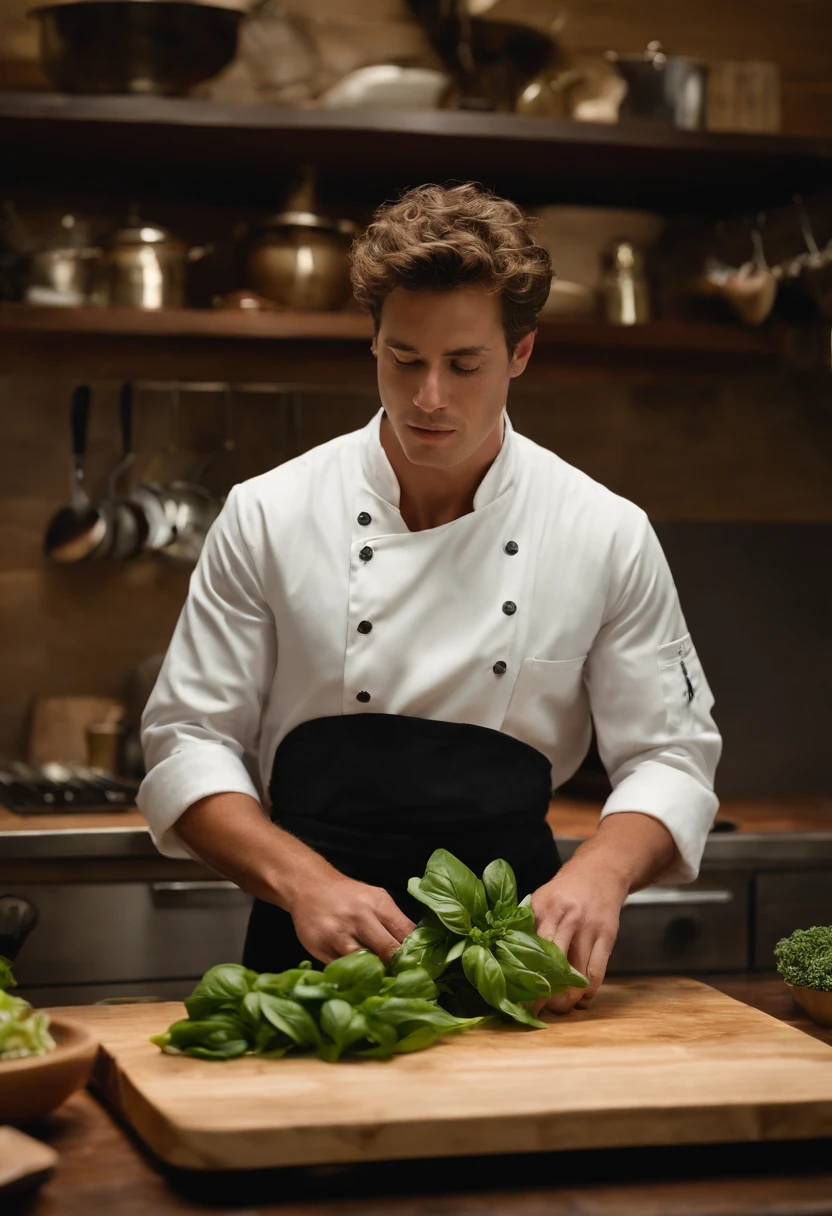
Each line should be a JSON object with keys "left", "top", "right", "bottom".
{"left": 0, "top": 956, "right": 57, "bottom": 1061}
{"left": 774, "top": 925, "right": 832, "bottom": 1029}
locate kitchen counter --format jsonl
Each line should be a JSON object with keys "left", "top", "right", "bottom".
{"left": 11, "top": 976, "right": 832, "bottom": 1216}
{"left": 2, "top": 798, "right": 832, "bottom": 864}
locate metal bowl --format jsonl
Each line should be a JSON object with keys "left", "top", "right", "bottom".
{"left": 29, "top": 0, "right": 244, "bottom": 96}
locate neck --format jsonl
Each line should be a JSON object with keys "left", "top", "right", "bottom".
{"left": 380, "top": 413, "right": 505, "bottom": 531}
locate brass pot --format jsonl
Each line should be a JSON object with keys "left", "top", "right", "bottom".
{"left": 244, "top": 210, "right": 356, "bottom": 312}
{"left": 91, "top": 220, "right": 211, "bottom": 310}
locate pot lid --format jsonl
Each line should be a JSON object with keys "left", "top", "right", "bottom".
{"left": 258, "top": 211, "right": 358, "bottom": 235}
{"left": 106, "top": 222, "right": 185, "bottom": 248}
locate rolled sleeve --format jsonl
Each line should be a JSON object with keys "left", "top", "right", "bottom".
{"left": 137, "top": 484, "right": 277, "bottom": 859}
{"left": 585, "top": 509, "right": 722, "bottom": 884}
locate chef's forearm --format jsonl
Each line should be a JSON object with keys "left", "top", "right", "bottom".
{"left": 175, "top": 792, "right": 336, "bottom": 913}
{"left": 570, "top": 810, "right": 677, "bottom": 893}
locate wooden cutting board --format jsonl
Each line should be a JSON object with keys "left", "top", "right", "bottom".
{"left": 53, "top": 977, "right": 832, "bottom": 1171}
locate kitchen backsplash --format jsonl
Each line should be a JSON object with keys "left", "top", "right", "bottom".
{"left": 0, "top": 370, "right": 829, "bottom": 803}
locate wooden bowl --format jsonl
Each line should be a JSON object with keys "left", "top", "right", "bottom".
{"left": 788, "top": 984, "right": 832, "bottom": 1029}
{"left": 0, "top": 1016, "right": 98, "bottom": 1125}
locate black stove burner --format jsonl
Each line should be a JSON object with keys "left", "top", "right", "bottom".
{"left": 0, "top": 762, "right": 137, "bottom": 814}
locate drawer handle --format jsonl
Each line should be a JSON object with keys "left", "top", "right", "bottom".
{"left": 623, "top": 889, "right": 734, "bottom": 907}
{"left": 150, "top": 881, "right": 251, "bottom": 909}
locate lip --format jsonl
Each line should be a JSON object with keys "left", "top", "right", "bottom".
{"left": 408, "top": 425, "right": 455, "bottom": 442}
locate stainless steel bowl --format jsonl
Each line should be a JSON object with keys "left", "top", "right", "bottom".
{"left": 29, "top": 0, "right": 244, "bottom": 96}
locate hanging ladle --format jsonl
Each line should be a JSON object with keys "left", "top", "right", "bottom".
{"left": 44, "top": 384, "right": 108, "bottom": 562}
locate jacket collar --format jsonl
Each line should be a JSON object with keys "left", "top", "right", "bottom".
{"left": 361, "top": 407, "right": 517, "bottom": 513}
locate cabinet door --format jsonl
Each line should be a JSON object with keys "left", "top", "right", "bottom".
{"left": 6, "top": 881, "right": 253, "bottom": 987}
{"left": 754, "top": 871, "right": 832, "bottom": 969}
{"left": 608, "top": 874, "right": 749, "bottom": 973}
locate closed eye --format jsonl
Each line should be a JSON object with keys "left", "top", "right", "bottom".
{"left": 392, "top": 357, "right": 480, "bottom": 377}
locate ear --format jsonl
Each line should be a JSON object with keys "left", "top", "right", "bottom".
{"left": 509, "top": 329, "right": 536, "bottom": 376}
{"left": 509, "top": 329, "right": 536, "bottom": 379}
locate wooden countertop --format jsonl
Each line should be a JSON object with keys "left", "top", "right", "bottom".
{"left": 2, "top": 798, "right": 831, "bottom": 838}
{"left": 546, "top": 796, "right": 832, "bottom": 838}
{"left": 0, "top": 806, "right": 147, "bottom": 833}
{"left": 12, "top": 976, "right": 832, "bottom": 1216}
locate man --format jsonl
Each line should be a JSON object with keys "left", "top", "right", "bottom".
{"left": 139, "top": 182, "right": 721, "bottom": 1015}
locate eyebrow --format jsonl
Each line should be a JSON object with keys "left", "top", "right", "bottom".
{"left": 384, "top": 339, "right": 490, "bottom": 357}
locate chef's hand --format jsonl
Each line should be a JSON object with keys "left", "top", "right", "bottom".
{"left": 288, "top": 873, "right": 416, "bottom": 966}
{"left": 530, "top": 853, "right": 628, "bottom": 1015}
{"left": 530, "top": 811, "right": 678, "bottom": 1015}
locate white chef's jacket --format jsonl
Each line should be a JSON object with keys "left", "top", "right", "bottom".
{"left": 139, "top": 408, "right": 722, "bottom": 883}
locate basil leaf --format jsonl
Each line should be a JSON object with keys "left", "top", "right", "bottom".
{"left": 370, "top": 997, "right": 483, "bottom": 1033}
{"left": 259, "top": 993, "right": 320, "bottom": 1048}
{"left": 239, "top": 990, "right": 263, "bottom": 1033}
{"left": 364, "top": 1016, "right": 398, "bottom": 1052}
{"left": 184, "top": 963, "right": 258, "bottom": 1021}
{"left": 498, "top": 997, "right": 548, "bottom": 1029}
{"left": 255, "top": 1038, "right": 293, "bottom": 1059}
{"left": 380, "top": 967, "right": 438, "bottom": 1000}
{"left": 444, "top": 938, "right": 468, "bottom": 964}
{"left": 288, "top": 980, "right": 340, "bottom": 1002}
{"left": 409, "top": 850, "right": 485, "bottom": 936}
{"left": 184, "top": 1040, "right": 250, "bottom": 1060}
{"left": 497, "top": 904, "right": 536, "bottom": 933}
{"left": 162, "top": 1014, "right": 252, "bottom": 1056}
{"left": 501, "top": 929, "right": 573, "bottom": 989}
{"left": 323, "top": 950, "right": 385, "bottom": 1002}
{"left": 462, "top": 944, "right": 507, "bottom": 1010}
{"left": 388, "top": 1026, "right": 442, "bottom": 1054}
{"left": 359, "top": 1025, "right": 445, "bottom": 1058}
{"left": 254, "top": 968, "right": 314, "bottom": 997}
{"left": 492, "top": 946, "right": 551, "bottom": 1003}
{"left": 482, "top": 859, "right": 518, "bottom": 911}
{"left": 569, "top": 965, "right": 591, "bottom": 988}
{"left": 392, "top": 912, "right": 454, "bottom": 979}
{"left": 253, "top": 1018, "right": 293, "bottom": 1057}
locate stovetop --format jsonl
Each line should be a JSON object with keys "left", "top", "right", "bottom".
{"left": 0, "top": 762, "right": 137, "bottom": 814}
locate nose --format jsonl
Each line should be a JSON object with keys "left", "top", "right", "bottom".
{"left": 412, "top": 367, "right": 446, "bottom": 415}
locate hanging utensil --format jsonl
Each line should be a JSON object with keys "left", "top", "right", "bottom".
{"left": 699, "top": 215, "right": 777, "bottom": 326}
{"left": 44, "top": 385, "right": 108, "bottom": 563}
{"left": 105, "top": 381, "right": 148, "bottom": 562}
{"left": 720, "top": 214, "right": 777, "bottom": 326}
{"left": 128, "top": 383, "right": 223, "bottom": 567}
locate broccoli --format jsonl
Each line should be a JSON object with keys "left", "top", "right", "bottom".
{"left": 774, "top": 925, "right": 832, "bottom": 992}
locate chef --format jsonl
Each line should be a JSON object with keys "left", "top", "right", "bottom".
{"left": 138, "top": 182, "right": 722, "bottom": 1015}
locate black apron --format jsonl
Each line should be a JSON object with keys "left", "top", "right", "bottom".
{"left": 242, "top": 714, "right": 561, "bottom": 974}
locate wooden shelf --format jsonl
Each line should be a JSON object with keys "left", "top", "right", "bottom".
{"left": 2, "top": 92, "right": 832, "bottom": 212}
{"left": 0, "top": 303, "right": 786, "bottom": 383}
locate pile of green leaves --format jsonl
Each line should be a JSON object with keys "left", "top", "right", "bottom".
{"left": 774, "top": 925, "right": 832, "bottom": 992}
{"left": 0, "top": 955, "right": 56, "bottom": 1061}
{"left": 394, "top": 849, "right": 588, "bottom": 1029}
{"left": 150, "top": 951, "right": 484, "bottom": 1063}
{"left": 152, "top": 850, "right": 589, "bottom": 1063}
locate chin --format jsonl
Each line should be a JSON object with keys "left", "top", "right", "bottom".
{"left": 400, "top": 433, "right": 465, "bottom": 467}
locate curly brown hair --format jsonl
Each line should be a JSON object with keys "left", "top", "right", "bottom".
{"left": 350, "top": 182, "right": 552, "bottom": 351}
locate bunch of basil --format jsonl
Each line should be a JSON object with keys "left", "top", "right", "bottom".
{"left": 394, "top": 849, "right": 588, "bottom": 1028}
{"left": 151, "top": 850, "right": 588, "bottom": 1062}
{"left": 150, "top": 950, "right": 484, "bottom": 1063}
